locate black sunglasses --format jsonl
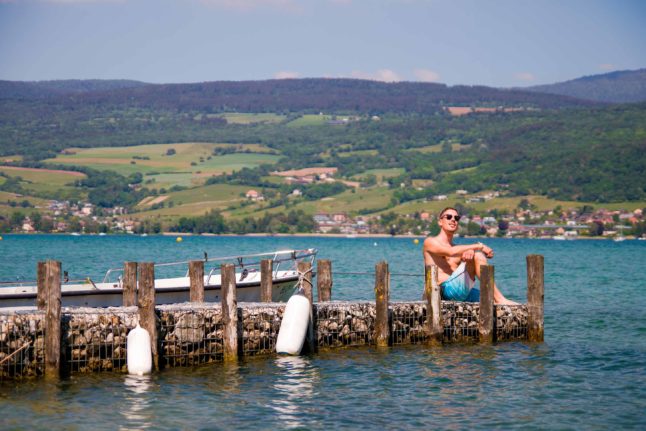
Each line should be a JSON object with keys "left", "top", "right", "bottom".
{"left": 442, "top": 214, "right": 461, "bottom": 221}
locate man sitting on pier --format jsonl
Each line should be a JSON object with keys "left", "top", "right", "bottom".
{"left": 423, "top": 207, "right": 517, "bottom": 305}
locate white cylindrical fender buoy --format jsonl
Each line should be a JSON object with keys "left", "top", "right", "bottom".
{"left": 276, "top": 292, "right": 311, "bottom": 355}
{"left": 127, "top": 323, "right": 152, "bottom": 375}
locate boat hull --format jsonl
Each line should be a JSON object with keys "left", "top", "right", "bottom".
{"left": 0, "top": 271, "right": 300, "bottom": 308}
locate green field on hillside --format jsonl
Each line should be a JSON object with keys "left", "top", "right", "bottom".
{"left": 133, "top": 184, "right": 253, "bottom": 219}
{"left": 214, "top": 113, "right": 286, "bottom": 124}
{"left": 379, "top": 194, "right": 646, "bottom": 216}
{"left": 226, "top": 186, "right": 394, "bottom": 220}
{"left": 338, "top": 149, "right": 379, "bottom": 158}
{"left": 405, "top": 142, "right": 469, "bottom": 153}
{"left": 286, "top": 114, "right": 334, "bottom": 127}
{"left": 352, "top": 168, "right": 405, "bottom": 181}
{"left": 45, "top": 143, "right": 282, "bottom": 181}
{"left": 0, "top": 166, "right": 86, "bottom": 199}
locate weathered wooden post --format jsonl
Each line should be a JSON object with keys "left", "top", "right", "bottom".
{"left": 296, "top": 261, "right": 315, "bottom": 353}
{"left": 297, "top": 261, "right": 313, "bottom": 303}
{"left": 479, "top": 265, "right": 495, "bottom": 343}
{"left": 527, "top": 254, "right": 545, "bottom": 342}
{"left": 221, "top": 264, "right": 238, "bottom": 362}
{"left": 44, "top": 260, "right": 61, "bottom": 378}
{"left": 36, "top": 261, "right": 47, "bottom": 310}
{"left": 374, "top": 261, "right": 390, "bottom": 347}
{"left": 260, "top": 259, "right": 273, "bottom": 303}
{"left": 317, "top": 259, "right": 332, "bottom": 302}
{"left": 123, "top": 261, "right": 137, "bottom": 307}
{"left": 137, "top": 262, "right": 158, "bottom": 371}
{"left": 425, "top": 265, "right": 443, "bottom": 345}
{"left": 189, "top": 260, "right": 205, "bottom": 303}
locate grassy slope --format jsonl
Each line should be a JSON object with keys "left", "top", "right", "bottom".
{"left": 0, "top": 166, "right": 86, "bottom": 199}
{"left": 44, "top": 142, "right": 282, "bottom": 186}
{"left": 378, "top": 194, "right": 646, "bottom": 216}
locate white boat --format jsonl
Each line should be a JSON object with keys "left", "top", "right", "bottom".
{"left": 613, "top": 235, "right": 626, "bottom": 242}
{"left": 0, "top": 249, "right": 317, "bottom": 308}
{"left": 552, "top": 235, "right": 566, "bottom": 240}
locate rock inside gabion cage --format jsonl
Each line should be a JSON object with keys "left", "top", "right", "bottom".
{"left": 64, "top": 309, "right": 138, "bottom": 374}
{"left": 0, "top": 312, "right": 46, "bottom": 380}
{"left": 316, "top": 302, "right": 375, "bottom": 348}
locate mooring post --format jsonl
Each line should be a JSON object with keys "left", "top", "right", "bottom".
{"left": 44, "top": 260, "right": 61, "bottom": 378}
{"left": 317, "top": 259, "right": 332, "bottom": 302}
{"left": 479, "top": 265, "right": 495, "bottom": 343}
{"left": 374, "top": 261, "right": 390, "bottom": 347}
{"left": 527, "top": 254, "right": 545, "bottom": 342}
{"left": 138, "top": 262, "right": 158, "bottom": 371}
{"left": 297, "top": 261, "right": 315, "bottom": 353}
{"left": 425, "top": 265, "right": 443, "bottom": 345}
{"left": 37, "top": 261, "right": 47, "bottom": 310}
{"left": 260, "top": 259, "right": 273, "bottom": 302}
{"left": 297, "top": 261, "right": 313, "bottom": 303}
{"left": 123, "top": 261, "right": 137, "bottom": 307}
{"left": 221, "top": 264, "right": 238, "bottom": 362}
{"left": 189, "top": 260, "right": 205, "bottom": 303}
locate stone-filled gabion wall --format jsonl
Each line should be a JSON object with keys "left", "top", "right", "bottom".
{"left": 158, "top": 304, "right": 225, "bottom": 367}
{"left": 0, "top": 301, "right": 531, "bottom": 381}
{"left": 0, "top": 311, "right": 45, "bottom": 381}
{"left": 241, "top": 303, "right": 285, "bottom": 356}
{"left": 391, "top": 302, "right": 428, "bottom": 345}
{"left": 316, "top": 302, "right": 375, "bottom": 348}
{"left": 442, "top": 301, "right": 480, "bottom": 342}
{"left": 63, "top": 307, "right": 138, "bottom": 374}
{"left": 495, "top": 305, "right": 529, "bottom": 341}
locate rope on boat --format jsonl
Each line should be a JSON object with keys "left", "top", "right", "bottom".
{"left": 0, "top": 340, "right": 32, "bottom": 366}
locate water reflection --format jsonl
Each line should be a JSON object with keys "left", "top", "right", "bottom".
{"left": 270, "top": 356, "right": 319, "bottom": 429}
{"left": 120, "top": 375, "right": 154, "bottom": 430}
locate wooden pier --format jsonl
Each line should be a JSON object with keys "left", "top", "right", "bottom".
{"left": 0, "top": 256, "right": 544, "bottom": 381}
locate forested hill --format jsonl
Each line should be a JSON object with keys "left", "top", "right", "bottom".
{"left": 0, "top": 79, "right": 149, "bottom": 99}
{"left": 1, "top": 78, "right": 595, "bottom": 112}
{"left": 526, "top": 69, "right": 646, "bottom": 103}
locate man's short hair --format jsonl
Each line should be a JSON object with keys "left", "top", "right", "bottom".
{"left": 439, "top": 207, "right": 459, "bottom": 218}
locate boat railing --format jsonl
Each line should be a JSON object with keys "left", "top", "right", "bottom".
{"left": 101, "top": 248, "right": 318, "bottom": 284}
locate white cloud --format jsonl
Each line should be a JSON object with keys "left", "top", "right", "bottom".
{"left": 413, "top": 68, "right": 440, "bottom": 82}
{"left": 599, "top": 63, "right": 616, "bottom": 71}
{"left": 514, "top": 72, "right": 536, "bottom": 82}
{"left": 350, "top": 69, "right": 402, "bottom": 82}
{"left": 274, "top": 71, "right": 300, "bottom": 79}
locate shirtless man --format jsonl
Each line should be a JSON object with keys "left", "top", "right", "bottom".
{"left": 423, "top": 207, "right": 517, "bottom": 305}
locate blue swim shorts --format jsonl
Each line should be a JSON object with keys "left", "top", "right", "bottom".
{"left": 440, "top": 262, "right": 480, "bottom": 302}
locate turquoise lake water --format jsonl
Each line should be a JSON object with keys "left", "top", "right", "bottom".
{"left": 1, "top": 234, "right": 645, "bottom": 429}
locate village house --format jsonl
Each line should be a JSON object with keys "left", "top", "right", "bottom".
{"left": 245, "top": 190, "right": 264, "bottom": 201}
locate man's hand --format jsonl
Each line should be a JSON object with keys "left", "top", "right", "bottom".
{"left": 461, "top": 249, "right": 475, "bottom": 261}
{"left": 481, "top": 244, "right": 494, "bottom": 259}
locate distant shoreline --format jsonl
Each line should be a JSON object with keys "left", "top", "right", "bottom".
{"left": 0, "top": 232, "right": 628, "bottom": 240}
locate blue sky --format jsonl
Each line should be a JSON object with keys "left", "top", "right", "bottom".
{"left": 1, "top": 0, "right": 644, "bottom": 87}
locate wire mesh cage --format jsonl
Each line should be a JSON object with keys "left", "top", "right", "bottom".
{"left": 390, "top": 301, "right": 429, "bottom": 345}
{"left": 63, "top": 308, "right": 137, "bottom": 374}
{"left": 0, "top": 311, "right": 46, "bottom": 381}
{"left": 442, "top": 301, "right": 480, "bottom": 342}
{"left": 241, "top": 304, "right": 284, "bottom": 357}
{"left": 495, "top": 304, "right": 529, "bottom": 341}
{"left": 159, "top": 305, "right": 224, "bottom": 367}
{"left": 315, "top": 302, "right": 375, "bottom": 348}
